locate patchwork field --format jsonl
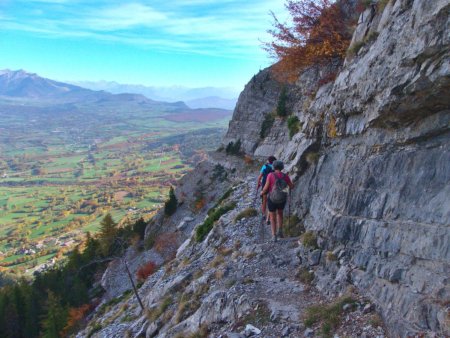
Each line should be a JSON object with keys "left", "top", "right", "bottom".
{"left": 0, "top": 97, "right": 230, "bottom": 274}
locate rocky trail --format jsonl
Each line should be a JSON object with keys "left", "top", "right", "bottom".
{"left": 80, "top": 177, "right": 387, "bottom": 338}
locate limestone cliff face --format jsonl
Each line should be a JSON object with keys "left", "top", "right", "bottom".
{"left": 225, "top": 0, "right": 449, "bottom": 335}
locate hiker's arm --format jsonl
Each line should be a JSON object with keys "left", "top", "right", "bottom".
{"left": 257, "top": 173, "right": 263, "bottom": 188}
{"left": 287, "top": 176, "right": 294, "bottom": 190}
{"left": 261, "top": 178, "right": 270, "bottom": 195}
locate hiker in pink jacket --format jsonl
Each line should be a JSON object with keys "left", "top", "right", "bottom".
{"left": 260, "top": 160, "right": 293, "bottom": 242}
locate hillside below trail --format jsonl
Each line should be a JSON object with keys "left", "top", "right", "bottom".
{"left": 79, "top": 175, "right": 387, "bottom": 338}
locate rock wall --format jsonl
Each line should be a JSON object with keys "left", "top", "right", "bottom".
{"left": 225, "top": 0, "right": 450, "bottom": 335}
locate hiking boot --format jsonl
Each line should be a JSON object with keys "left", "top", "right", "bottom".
{"left": 277, "top": 228, "right": 284, "bottom": 238}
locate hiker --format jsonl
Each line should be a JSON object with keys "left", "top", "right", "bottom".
{"left": 257, "top": 155, "right": 276, "bottom": 223}
{"left": 260, "top": 160, "right": 293, "bottom": 242}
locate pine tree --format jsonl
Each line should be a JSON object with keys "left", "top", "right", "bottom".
{"left": 83, "top": 232, "right": 99, "bottom": 262}
{"left": 23, "top": 285, "right": 41, "bottom": 338}
{"left": 41, "top": 291, "right": 67, "bottom": 338}
{"left": 164, "top": 187, "right": 178, "bottom": 216}
{"left": 97, "top": 214, "right": 118, "bottom": 256}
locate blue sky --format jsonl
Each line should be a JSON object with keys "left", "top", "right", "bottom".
{"left": 0, "top": 0, "right": 288, "bottom": 91}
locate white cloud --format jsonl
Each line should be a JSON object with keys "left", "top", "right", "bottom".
{"left": 1, "top": 0, "right": 288, "bottom": 59}
{"left": 26, "top": 0, "right": 69, "bottom": 3}
{"left": 81, "top": 3, "right": 167, "bottom": 30}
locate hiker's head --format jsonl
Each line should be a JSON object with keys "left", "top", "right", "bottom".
{"left": 273, "top": 160, "right": 284, "bottom": 170}
{"left": 267, "top": 156, "right": 276, "bottom": 164}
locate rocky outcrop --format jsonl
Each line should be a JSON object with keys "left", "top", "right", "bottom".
{"left": 222, "top": 68, "right": 297, "bottom": 156}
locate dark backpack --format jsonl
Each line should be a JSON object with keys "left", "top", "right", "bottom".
{"left": 261, "top": 164, "right": 273, "bottom": 187}
{"left": 269, "top": 173, "right": 288, "bottom": 204}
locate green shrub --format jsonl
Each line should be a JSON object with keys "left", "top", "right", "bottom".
{"left": 378, "top": 0, "right": 389, "bottom": 11}
{"left": 359, "top": 0, "right": 373, "bottom": 9}
{"left": 260, "top": 113, "right": 275, "bottom": 139}
{"left": 301, "top": 231, "right": 318, "bottom": 249}
{"left": 212, "top": 164, "right": 227, "bottom": 181}
{"left": 144, "top": 229, "right": 157, "bottom": 250}
{"left": 208, "top": 187, "right": 234, "bottom": 215}
{"left": 365, "top": 31, "right": 379, "bottom": 43}
{"left": 187, "top": 325, "right": 209, "bottom": 338}
{"left": 276, "top": 86, "right": 289, "bottom": 117}
{"left": 283, "top": 215, "right": 304, "bottom": 237}
{"left": 287, "top": 116, "right": 301, "bottom": 138}
{"left": 175, "top": 284, "right": 209, "bottom": 324}
{"left": 241, "top": 301, "right": 271, "bottom": 327}
{"left": 347, "top": 40, "right": 365, "bottom": 56}
{"left": 296, "top": 267, "right": 314, "bottom": 285}
{"left": 225, "top": 139, "right": 241, "bottom": 155}
{"left": 87, "top": 323, "right": 102, "bottom": 338}
{"left": 196, "top": 202, "right": 236, "bottom": 242}
{"left": 146, "top": 296, "right": 173, "bottom": 321}
{"left": 234, "top": 208, "right": 258, "bottom": 222}
{"left": 305, "top": 152, "right": 320, "bottom": 165}
{"left": 303, "top": 296, "right": 357, "bottom": 337}
{"left": 326, "top": 251, "right": 337, "bottom": 261}
{"left": 347, "top": 31, "right": 379, "bottom": 57}
{"left": 369, "top": 313, "right": 384, "bottom": 327}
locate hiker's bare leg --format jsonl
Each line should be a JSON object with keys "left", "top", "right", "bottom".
{"left": 261, "top": 195, "right": 267, "bottom": 215}
{"left": 269, "top": 211, "right": 276, "bottom": 236}
{"left": 276, "top": 209, "right": 283, "bottom": 233}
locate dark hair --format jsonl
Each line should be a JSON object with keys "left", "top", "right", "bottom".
{"left": 273, "top": 160, "right": 284, "bottom": 170}
{"left": 267, "top": 156, "right": 277, "bottom": 164}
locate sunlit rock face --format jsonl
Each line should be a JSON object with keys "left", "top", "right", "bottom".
{"left": 225, "top": 0, "right": 449, "bottom": 335}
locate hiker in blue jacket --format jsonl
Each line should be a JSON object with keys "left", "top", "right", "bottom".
{"left": 257, "top": 156, "right": 276, "bottom": 224}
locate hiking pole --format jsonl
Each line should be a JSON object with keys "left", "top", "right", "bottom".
{"left": 288, "top": 190, "right": 291, "bottom": 231}
{"left": 253, "top": 185, "right": 260, "bottom": 208}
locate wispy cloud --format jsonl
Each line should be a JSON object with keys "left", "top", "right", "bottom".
{"left": 1, "top": 0, "right": 287, "bottom": 59}
{"left": 26, "top": 0, "right": 69, "bottom": 3}
{"left": 81, "top": 3, "right": 167, "bottom": 31}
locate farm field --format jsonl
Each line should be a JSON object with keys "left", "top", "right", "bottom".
{"left": 0, "top": 96, "right": 230, "bottom": 274}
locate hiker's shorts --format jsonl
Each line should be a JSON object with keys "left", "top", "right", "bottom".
{"left": 268, "top": 198, "right": 286, "bottom": 212}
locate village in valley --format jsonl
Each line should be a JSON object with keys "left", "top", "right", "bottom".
{"left": 0, "top": 91, "right": 229, "bottom": 275}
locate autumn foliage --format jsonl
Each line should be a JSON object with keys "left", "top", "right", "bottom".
{"left": 194, "top": 196, "right": 207, "bottom": 212}
{"left": 62, "top": 304, "right": 92, "bottom": 335}
{"left": 154, "top": 232, "right": 179, "bottom": 260}
{"left": 136, "top": 261, "right": 157, "bottom": 282}
{"left": 265, "top": 0, "right": 357, "bottom": 82}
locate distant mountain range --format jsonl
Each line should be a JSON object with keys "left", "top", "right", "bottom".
{"left": 0, "top": 69, "right": 233, "bottom": 123}
{"left": 0, "top": 69, "right": 181, "bottom": 107}
{"left": 71, "top": 80, "right": 238, "bottom": 110}
{"left": 0, "top": 69, "right": 93, "bottom": 100}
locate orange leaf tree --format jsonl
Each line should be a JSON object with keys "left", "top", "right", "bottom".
{"left": 265, "top": 0, "right": 357, "bottom": 82}
{"left": 136, "top": 261, "right": 157, "bottom": 282}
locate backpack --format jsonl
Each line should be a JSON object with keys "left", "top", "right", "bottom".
{"left": 261, "top": 164, "right": 273, "bottom": 187}
{"left": 269, "top": 173, "right": 288, "bottom": 204}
